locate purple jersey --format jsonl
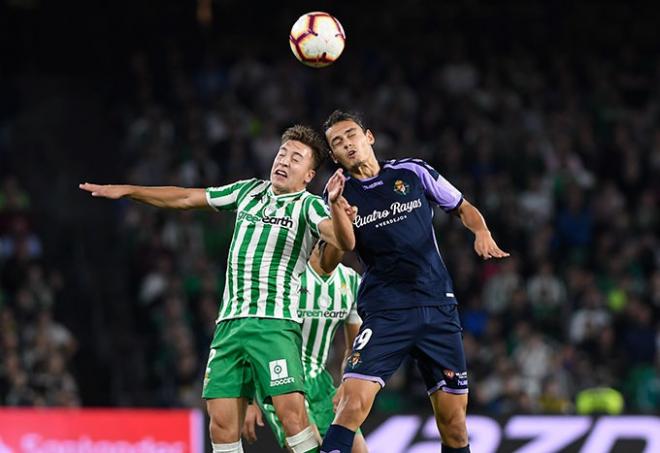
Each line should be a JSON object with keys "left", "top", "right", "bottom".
{"left": 334, "top": 159, "right": 462, "bottom": 315}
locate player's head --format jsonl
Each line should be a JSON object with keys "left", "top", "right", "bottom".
{"left": 271, "top": 125, "right": 326, "bottom": 194}
{"left": 323, "top": 110, "right": 376, "bottom": 170}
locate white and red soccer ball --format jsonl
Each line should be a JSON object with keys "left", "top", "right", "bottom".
{"left": 289, "top": 12, "right": 346, "bottom": 68}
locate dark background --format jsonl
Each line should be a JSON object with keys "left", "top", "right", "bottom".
{"left": 0, "top": 0, "right": 658, "bottom": 436}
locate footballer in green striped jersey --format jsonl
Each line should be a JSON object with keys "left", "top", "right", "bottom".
{"left": 80, "top": 124, "right": 357, "bottom": 453}
{"left": 243, "top": 244, "right": 368, "bottom": 452}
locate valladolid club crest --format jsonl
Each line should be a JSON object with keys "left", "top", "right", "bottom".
{"left": 347, "top": 352, "right": 362, "bottom": 369}
{"left": 393, "top": 179, "right": 410, "bottom": 195}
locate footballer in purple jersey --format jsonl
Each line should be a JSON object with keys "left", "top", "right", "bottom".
{"left": 319, "top": 111, "right": 509, "bottom": 453}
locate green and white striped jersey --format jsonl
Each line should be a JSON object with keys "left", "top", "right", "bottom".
{"left": 206, "top": 178, "right": 330, "bottom": 322}
{"left": 298, "top": 263, "right": 361, "bottom": 378}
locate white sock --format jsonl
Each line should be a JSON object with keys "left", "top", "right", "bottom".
{"left": 286, "top": 426, "right": 319, "bottom": 453}
{"left": 212, "top": 440, "right": 243, "bottom": 452}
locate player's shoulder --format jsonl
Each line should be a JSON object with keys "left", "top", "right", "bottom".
{"left": 383, "top": 158, "right": 440, "bottom": 182}
{"left": 232, "top": 177, "right": 268, "bottom": 191}
{"left": 240, "top": 178, "right": 270, "bottom": 197}
{"left": 383, "top": 158, "right": 437, "bottom": 173}
{"left": 300, "top": 191, "right": 326, "bottom": 209}
{"left": 301, "top": 190, "right": 323, "bottom": 201}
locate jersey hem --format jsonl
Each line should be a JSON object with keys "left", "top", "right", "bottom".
{"left": 358, "top": 299, "right": 458, "bottom": 311}
{"left": 215, "top": 313, "right": 303, "bottom": 324}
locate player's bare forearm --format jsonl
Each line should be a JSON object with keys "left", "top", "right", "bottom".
{"left": 330, "top": 200, "right": 356, "bottom": 250}
{"left": 318, "top": 242, "right": 345, "bottom": 274}
{"left": 323, "top": 168, "right": 356, "bottom": 250}
{"left": 455, "top": 199, "right": 510, "bottom": 259}
{"left": 318, "top": 204, "right": 356, "bottom": 251}
{"left": 79, "top": 183, "right": 209, "bottom": 210}
{"left": 455, "top": 199, "right": 489, "bottom": 234}
{"left": 125, "top": 186, "right": 209, "bottom": 209}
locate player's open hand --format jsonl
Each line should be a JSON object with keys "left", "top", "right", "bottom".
{"left": 79, "top": 182, "right": 127, "bottom": 199}
{"left": 242, "top": 403, "right": 264, "bottom": 444}
{"left": 336, "top": 195, "right": 358, "bottom": 222}
{"left": 326, "top": 169, "right": 346, "bottom": 203}
{"left": 474, "top": 230, "right": 510, "bottom": 260}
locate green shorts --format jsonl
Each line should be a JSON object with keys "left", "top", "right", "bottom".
{"left": 259, "top": 369, "right": 360, "bottom": 448}
{"left": 202, "top": 318, "right": 305, "bottom": 401}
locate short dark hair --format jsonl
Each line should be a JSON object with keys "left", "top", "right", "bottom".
{"left": 281, "top": 125, "right": 326, "bottom": 170}
{"left": 322, "top": 110, "right": 366, "bottom": 133}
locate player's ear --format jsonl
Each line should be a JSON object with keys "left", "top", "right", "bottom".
{"left": 304, "top": 168, "right": 316, "bottom": 185}
{"left": 365, "top": 129, "right": 375, "bottom": 145}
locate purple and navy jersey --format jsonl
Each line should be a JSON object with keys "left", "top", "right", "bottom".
{"left": 329, "top": 159, "right": 463, "bottom": 315}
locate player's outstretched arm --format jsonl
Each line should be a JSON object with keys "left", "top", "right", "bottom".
{"left": 79, "top": 183, "right": 210, "bottom": 210}
{"left": 454, "top": 199, "right": 510, "bottom": 260}
{"left": 319, "top": 169, "right": 356, "bottom": 251}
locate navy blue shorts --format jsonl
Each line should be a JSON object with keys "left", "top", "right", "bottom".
{"left": 343, "top": 305, "right": 468, "bottom": 395}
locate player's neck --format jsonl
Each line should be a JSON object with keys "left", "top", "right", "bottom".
{"left": 271, "top": 184, "right": 305, "bottom": 196}
{"left": 350, "top": 156, "right": 380, "bottom": 180}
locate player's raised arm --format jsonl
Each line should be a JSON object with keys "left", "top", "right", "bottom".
{"left": 317, "top": 198, "right": 358, "bottom": 273}
{"left": 392, "top": 159, "right": 509, "bottom": 260}
{"left": 79, "top": 183, "right": 210, "bottom": 210}
{"left": 454, "top": 199, "right": 510, "bottom": 260}
{"left": 318, "top": 169, "right": 356, "bottom": 251}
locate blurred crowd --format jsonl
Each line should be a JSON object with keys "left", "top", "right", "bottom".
{"left": 0, "top": 177, "right": 80, "bottom": 406}
{"left": 108, "top": 39, "right": 659, "bottom": 414}
{"left": 1, "top": 2, "right": 659, "bottom": 416}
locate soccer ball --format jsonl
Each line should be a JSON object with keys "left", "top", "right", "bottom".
{"left": 289, "top": 12, "right": 346, "bottom": 68}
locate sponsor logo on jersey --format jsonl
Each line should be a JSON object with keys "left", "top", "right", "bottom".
{"left": 269, "top": 359, "right": 295, "bottom": 386}
{"left": 297, "top": 309, "right": 348, "bottom": 319}
{"left": 261, "top": 215, "right": 293, "bottom": 228}
{"left": 353, "top": 198, "right": 423, "bottom": 229}
{"left": 270, "top": 377, "right": 295, "bottom": 386}
{"left": 443, "top": 369, "right": 468, "bottom": 387}
{"left": 393, "top": 179, "right": 410, "bottom": 195}
{"left": 237, "top": 211, "right": 293, "bottom": 228}
{"left": 269, "top": 359, "right": 288, "bottom": 379}
{"left": 363, "top": 180, "right": 384, "bottom": 190}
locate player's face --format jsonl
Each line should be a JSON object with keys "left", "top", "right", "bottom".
{"left": 270, "top": 140, "right": 316, "bottom": 194}
{"left": 325, "top": 120, "right": 376, "bottom": 169}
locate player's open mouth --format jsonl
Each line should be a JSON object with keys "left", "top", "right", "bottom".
{"left": 347, "top": 150, "right": 357, "bottom": 158}
{"left": 274, "top": 169, "right": 288, "bottom": 178}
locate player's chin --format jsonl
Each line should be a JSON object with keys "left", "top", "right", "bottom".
{"left": 271, "top": 174, "right": 288, "bottom": 188}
